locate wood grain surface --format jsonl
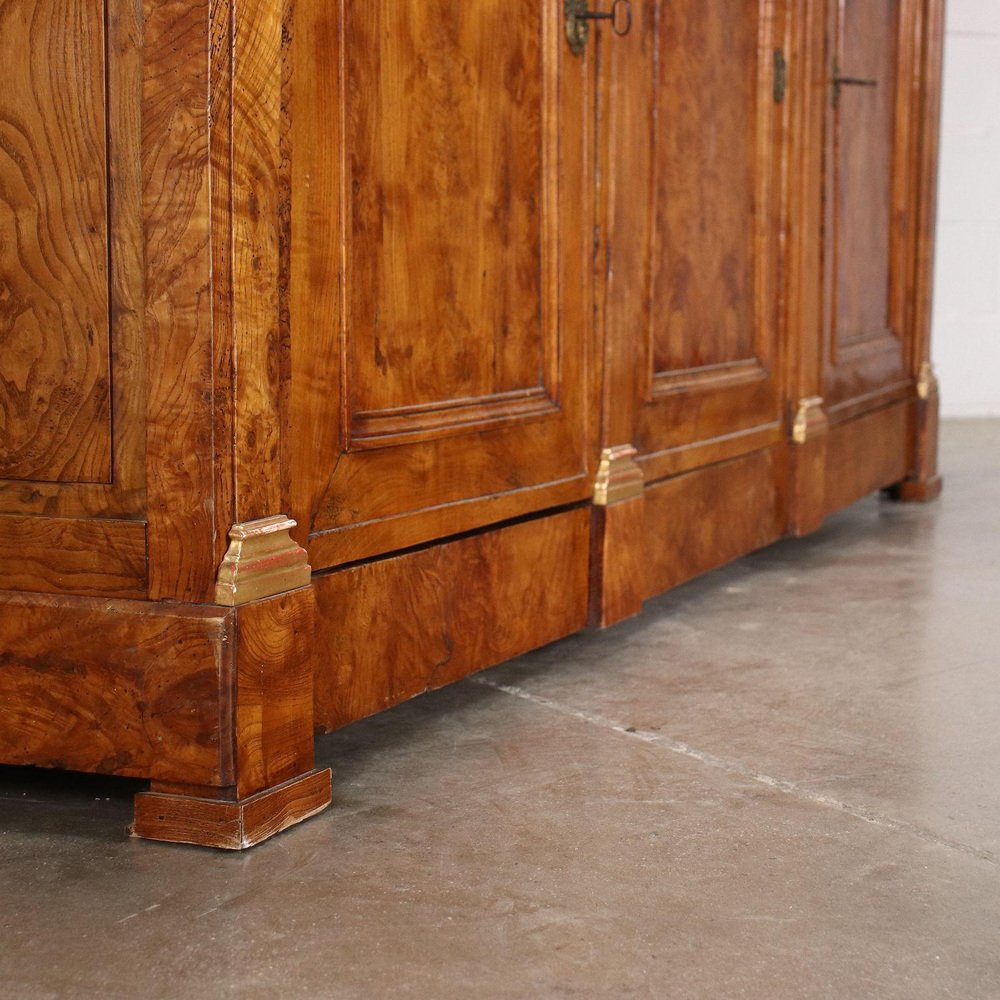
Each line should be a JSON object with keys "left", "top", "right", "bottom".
{"left": 313, "top": 508, "right": 589, "bottom": 732}
{"left": 132, "top": 768, "right": 331, "bottom": 850}
{"left": 234, "top": 588, "right": 316, "bottom": 799}
{"left": 589, "top": 498, "right": 646, "bottom": 628}
{"left": 642, "top": 448, "right": 784, "bottom": 600}
{"left": 0, "top": 514, "right": 146, "bottom": 597}
{"left": 824, "top": 401, "right": 909, "bottom": 515}
{"left": 821, "top": 0, "right": 915, "bottom": 413}
{"left": 0, "top": 0, "right": 112, "bottom": 483}
{"left": 142, "top": 0, "right": 217, "bottom": 601}
{"left": 599, "top": 0, "right": 787, "bottom": 477}
{"left": 0, "top": 0, "right": 146, "bottom": 521}
{"left": 290, "top": 0, "right": 593, "bottom": 570}
{"left": 0, "top": 591, "right": 233, "bottom": 784}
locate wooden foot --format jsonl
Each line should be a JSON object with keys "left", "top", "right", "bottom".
{"left": 885, "top": 475, "right": 943, "bottom": 503}
{"left": 131, "top": 769, "right": 332, "bottom": 850}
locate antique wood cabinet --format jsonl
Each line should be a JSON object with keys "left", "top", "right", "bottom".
{"left": 0, "top": 0, "right": 944, "bottom": 848}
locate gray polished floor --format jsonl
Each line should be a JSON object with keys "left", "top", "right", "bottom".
{"left": 2, "top": 420, "right": 998, "bottom": 999}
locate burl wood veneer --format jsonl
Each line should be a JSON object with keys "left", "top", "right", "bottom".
{"left": 0, "top": 0, "right": 944, "bottom": 848}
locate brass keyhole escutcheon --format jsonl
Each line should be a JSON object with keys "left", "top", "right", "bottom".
{"left": 565, "top": 0, "right": 633, "bottom": 56}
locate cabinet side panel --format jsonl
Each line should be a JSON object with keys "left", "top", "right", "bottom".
{"left": 0, "top": 592, "right": 233, "bottom": 785}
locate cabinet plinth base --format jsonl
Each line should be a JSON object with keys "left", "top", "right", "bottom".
{"left": 131, "top": 768, "right": 332, "bottom": 850}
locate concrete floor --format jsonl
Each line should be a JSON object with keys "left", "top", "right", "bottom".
{"left": 2, "top": 419, "right": 998, "bottom": 999}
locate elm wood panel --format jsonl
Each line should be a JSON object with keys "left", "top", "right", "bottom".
{"left": 610, "top": 0, "right": 787, "bottom": 462}
{"left": 589, "top": 498, "right": 646, "bottom": 629}
{"left": 0, "top": 0, "right": 111, "bottom": 483}
{"left": 834, "top": 0, "right": 900, "bottom": 348}
{"left": 313, "top": 507, "right": 590, "bottom": 732}
{"left": 289, "top": 0, "right": 594, "bottom": 563}
{"left": 650, "top": 1, "right": 762, "bottom": 372}
{"left": 143, "top": 0, "right": 221, "bottom": 602}
{"left": 132, "top": 768, "right": 332, "bottom": 850}
{"left": 0, "top": 0, "right": 146, "bottom": 512}
{"left": 822, "top": 0, "right": 918, "bottom": 412}
{"left": 824, "top": 401, "right": 909, "bottom": 516}
{"left": 233, "top": 588, "right": 316, "bottom": 799}
{"left": 0, "top": 514, "right": 146, "bottom": 598}
{"left": 642, "top": 448, "right": 784, "bottom": 600}
{"left": 0, "top": 591, "right": 233, "bottom": 785}
{"left": 346, "top": 0, "right": 547, "bottom": 413}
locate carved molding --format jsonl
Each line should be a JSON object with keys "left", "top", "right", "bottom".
{"left": 215, "top": 515, "right": 311, "bottom": 607}
{"left": 792, "top": 397, "right": 828, "bottom": 446}
{"left": 593, "top": 445, "right": 644, "bottom": 506}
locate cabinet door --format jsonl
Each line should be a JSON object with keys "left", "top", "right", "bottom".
{"left": 601, "top": 0, "right": 788, "bottom": 481}
{"left": 292, "top": 1, "right": 593, "bottom": 568}
{"left": 0, "top": 0, "right": 146, "bottom": 597}
{"left": 0, "top": 0, "right": 142, "bottom": 498}
{"left": 822, "top": 0, "right": 919, "bottom": 417}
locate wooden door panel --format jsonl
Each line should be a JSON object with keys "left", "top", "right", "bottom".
{"left": 823, "top": 0, "right": 916, "bottom": 414}
{"left": 619, "top": 0, "right": 786, "bottom": 476}
{"left": 292, "top": 0, "right": 592, "bottom": 568}
{"left": 0, "top": 0, "right": 111, "bottom": 483}
{"left": 347, "top": 2, "right": 547, "bottom": 419}
{"left": 835, "top": 1, "right": 898, "bottom": 348}
{"left": 0, "top": 0, "right": 144, "bottom": 518}
{"left": 651, "top": 5, "right": 762, "bottom": 375}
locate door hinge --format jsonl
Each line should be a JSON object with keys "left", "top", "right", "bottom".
{"left": 774, "top": 49, "right": 787, "bottom": 103}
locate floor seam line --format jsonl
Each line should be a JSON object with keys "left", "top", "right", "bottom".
{"left": 472, "top": 676, "right": 998, "bottom": 868}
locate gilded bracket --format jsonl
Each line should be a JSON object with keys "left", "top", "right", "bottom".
{"left": 916, "top": 361, "right": 938, "bottom": 401}
{"left": 792, "top": 397, "right": 828, "bottom": 445}
{"left": 215, "top": 515, "right": 311, "bottom": 607}
{"left": 593, "top": 445, "right": 644, "bottom": 506}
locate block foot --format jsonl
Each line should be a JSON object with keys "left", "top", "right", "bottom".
{"left": 131, "top": 768, "right": 332, "bottom": 850}
{"left": 885, "top": 474, "right": 943, "bottom": 504}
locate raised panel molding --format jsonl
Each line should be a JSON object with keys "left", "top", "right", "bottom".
{"left": 0, "top": 0, "right": 113, "bottom": 483}
{"left": 341, "top": 0, "right": 560, "bottom": 444}
{"left": 823, "top": 0, "right": 917, "bottom": 408}
{"left": 0, "top": 0, "right": 145, "bottom": 520}
{"left": 645, "top": 0, "right": 781, "bottom": 390}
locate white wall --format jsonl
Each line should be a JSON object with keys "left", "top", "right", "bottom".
{"left": 933, "top": 1, "right": 1000, "bottom": 416}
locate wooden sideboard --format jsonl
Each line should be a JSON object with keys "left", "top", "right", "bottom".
{"left": 0, "top": 0, "right": 944, "bottom": 848}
